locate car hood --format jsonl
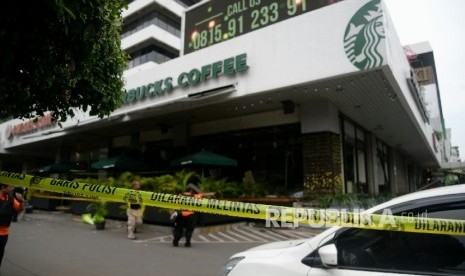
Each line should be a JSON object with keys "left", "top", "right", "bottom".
{"left": 231, "top": 238, "right": 312, "bottom": 259}
{"left": 247, "top": 238, "right": 309, "bottom": 251}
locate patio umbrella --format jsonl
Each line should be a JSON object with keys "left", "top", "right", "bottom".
{"left": 170, "top": 150, "right": 237, "bottom": 167}
{"left": 91, "top": 156, "right": 152, "bottom": 172}
{"left": 38, "top": 161, "right": 87, "bottom": 173}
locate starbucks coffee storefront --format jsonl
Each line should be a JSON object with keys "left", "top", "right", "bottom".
{"left": 0, "top": 0, "right": 445, "bottom": 196}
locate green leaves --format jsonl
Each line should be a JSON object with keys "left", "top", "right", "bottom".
{"left": 86, "top": 199, "right": 108, "bottom": 222}
{"left": 0, "top": 0, "right": 128, "bottom": 122}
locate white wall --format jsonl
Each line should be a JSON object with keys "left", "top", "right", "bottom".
{"left": 121, "top": 0, "right": 384, "bottom": 115}
{"left": 123, "top": 0, "right": 184, "bottom": 19}
{"left": 423, "top": 83, "right": 442, "bottom": 131}
{"left": 382, "top": 1, "right": 439, "bottom": 163}
{"left": 121, "top": 25, "right": 181, "bottom": 51}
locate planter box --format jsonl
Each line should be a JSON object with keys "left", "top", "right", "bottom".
{"left": 70, "top": 201, "right": 127, "bottom": 221}
{"left": 235, "top": 197, "right": 298, "bottom": 207}
{"left": 196, "top": 213, "right": 242, "bottom": 226}
{"left": 30, "top": 197, "right": 60, "bottom": 211}
{"left": 70, "top": 200, "right": 88, "bottom": 215}
{"left": 106, "top": 202, "right": 126, "bottom": 221}
{"left": 142, "top": 206, "right": 242, "bottom": 226}
{"left": 143, "top": 206, "right": 173, "bottom": 226}
{"left": 69, "top": 200, "right": 248, "bottom": 226}
{"left": 94, "top": 221, "right": 106, "bottom": 230}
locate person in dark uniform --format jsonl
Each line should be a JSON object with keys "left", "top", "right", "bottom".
{"left": 11, "top": 186, "right": 26, "bottom": 222}
{"left": 172, "top": 185, "right": 202, "bottom": 247}
{"left": 0, "top": 184, "right": 24, "bottom": 267}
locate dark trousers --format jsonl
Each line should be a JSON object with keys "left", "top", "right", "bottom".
{"left": 0, "top": 235, "right": 8, "bottom": 267}
{"left": 173, "top": 215, "right": 196, "bottom": 245}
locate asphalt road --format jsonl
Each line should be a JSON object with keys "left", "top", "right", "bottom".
{"left": 1, "top": 211, "right": 261, "bottom": 276}
{"left": 1, "top": 210, "right": 320, "bottom": 276}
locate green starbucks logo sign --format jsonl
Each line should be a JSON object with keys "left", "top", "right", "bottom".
{"left": 344, "top": 0, "right": 385, "bottom": 70}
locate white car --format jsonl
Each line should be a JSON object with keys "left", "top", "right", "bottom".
{"left": 220, "top": 184, "right": 465, "bottom": 276}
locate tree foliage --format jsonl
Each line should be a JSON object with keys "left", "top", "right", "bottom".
{"left": 0, "top": 0, "right": 128, "bottom": 122}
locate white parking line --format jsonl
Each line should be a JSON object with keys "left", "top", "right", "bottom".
{"left": 264, "top": 229, "right": 292, "bottom": 240}
{"left": 208, "top": 233, "right": 225, "bottom": 242}
{"left": 247, "top": 228, "right": 281, "bottom": 241}
{"left": 233, "top": 227, "right": 267, "bottom": 242}
{"left": 197, "top": 234, "right": 210, "bottom": 242}
{"left": 217, "top": 231, "right": 239, "bottom": 242}
{"left": 135, "top": 235, "right": 172, "bottom": 243}
{"left": 227, "top": 229, "right": 254, "bottom": 242}
{"left": 133, "top": 225, "right": 319, "bottom": 244}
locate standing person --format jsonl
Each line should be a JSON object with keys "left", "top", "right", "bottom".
{"left": 127, "top": 180, "right": 144, "bottom": 240}
{"left": 11, "top": 186, "right": 26, "bottom": 222}
{"left": 172, "top": 185, "right": 202, "bottom": 247}
{"left": 0, "top": 184, "right": 24, "bottom": 267}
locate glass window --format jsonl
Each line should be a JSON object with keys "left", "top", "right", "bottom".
{"left": 376, "top": 139, "right": 390, "bottom": 193}
{"left": 357, "top": 128, "right": 365, "bottom": 142}
{"left": 126, "top": 45, "right": 179, "bottom": 69}
{"left": 341, "top": 116, "right": 368, "bottom": 194}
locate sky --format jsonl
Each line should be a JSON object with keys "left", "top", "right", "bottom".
{"left": 384, "top": 0, "right": 465, "bottom": 159}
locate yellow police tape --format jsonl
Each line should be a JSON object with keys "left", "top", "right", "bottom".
{"left": 1, "top": 171, "right": 464, "bottom": 236}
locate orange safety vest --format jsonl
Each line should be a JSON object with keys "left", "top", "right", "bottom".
{"left": 0, "top": 194, "right": 22, "bottom": 236}
{"left": 181, "top": 193, "right": 203, "bottom": 217}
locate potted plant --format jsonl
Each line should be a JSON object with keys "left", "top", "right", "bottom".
{"left": 86, "top": 200, "right": 108, "bottom": 230}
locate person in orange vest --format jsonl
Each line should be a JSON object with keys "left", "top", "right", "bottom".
{"left": 172, "top": 185, "right": 202, "bottom": 247}
{"left": 0, "top": 183, "right": 24, "bottom": 267}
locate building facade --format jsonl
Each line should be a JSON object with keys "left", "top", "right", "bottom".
{"left": 0, "top": 0, "right": 458, "bottom": 196}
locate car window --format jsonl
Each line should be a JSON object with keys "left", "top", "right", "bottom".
{"left": 301, "top": 232, "right": 336, "bottom": 267}
{"left": 335, "top": 202, "right": 465, "bottom": 275}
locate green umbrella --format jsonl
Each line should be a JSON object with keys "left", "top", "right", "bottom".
{"left": 38, "top": 161, "right": 87, "bottom": 173}
{"left": 170, "top": 150, "right": 237, "bottom": 167}
{"left": 91, "top": 156, "right": 152, "bottom": 172}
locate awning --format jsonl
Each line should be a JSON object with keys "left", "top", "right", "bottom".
{"left": 170, "top": 150, "right": 237, "bottom": 167}
{"left": 91, "top": 156, "right": 153, "bottom": 172}
{"left": 37, "top": 161, "right": 87, "bottom": 173}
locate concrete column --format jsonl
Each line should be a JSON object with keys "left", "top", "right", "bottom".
{"left": 301, "top": 100, "right": 343, "bottom": 195}
{"left": 301, "top": 100, "right": 340, "bottom": 135}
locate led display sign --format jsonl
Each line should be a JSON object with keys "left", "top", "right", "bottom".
{"left": 183, "top": 0, "right": 343, "bottom": 54}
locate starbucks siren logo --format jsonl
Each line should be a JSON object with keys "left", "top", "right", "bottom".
{"left": 344, "top": 0, "right": 385, "bottom": 70}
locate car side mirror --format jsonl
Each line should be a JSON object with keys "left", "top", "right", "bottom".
{"left": 318, "top": 244, "right": 338, "bottom": 268}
